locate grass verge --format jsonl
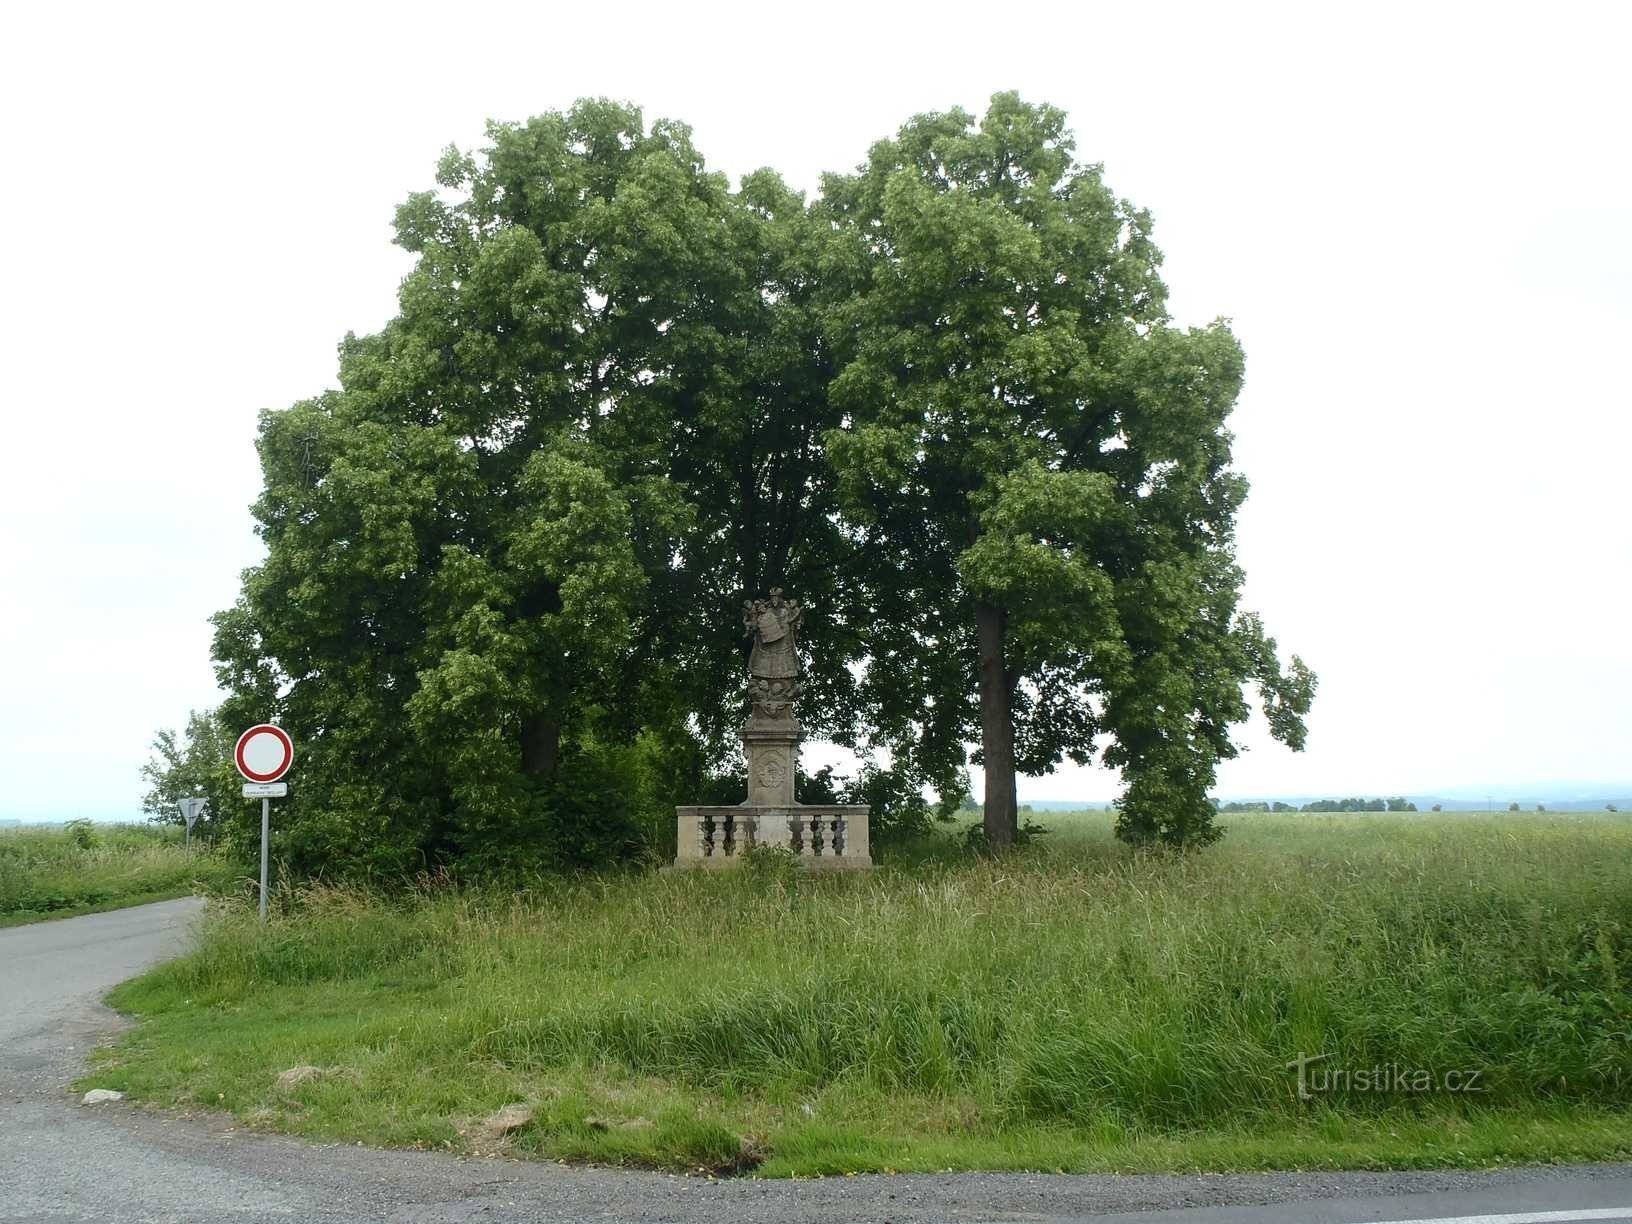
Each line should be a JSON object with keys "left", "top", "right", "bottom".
{"left": 86, "top": 811, "right": 1631, "bottom": 1176}
{"left": 0, "top": 823, "right": 235, "bottom": 927}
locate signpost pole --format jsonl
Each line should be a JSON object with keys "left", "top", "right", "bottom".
{"left": 177, "top": 799, "right": 205, "bottom": 852}
{"left": 259, "top": 797, "right": 270, "bottom": 924}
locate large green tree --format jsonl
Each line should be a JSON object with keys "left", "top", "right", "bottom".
{"left": 817, "top": 94, "right": 1314, "bottom": 848}
{"left": 212, "top": 100, "right": 866, "bottom": 874}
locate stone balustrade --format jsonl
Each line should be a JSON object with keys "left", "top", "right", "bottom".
{"left": 674, "top": 804, "right": 872, "bottom": 870}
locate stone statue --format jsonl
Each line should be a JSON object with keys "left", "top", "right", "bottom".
{"left": 743, "top": 588, "right": 802, "bottom": 721}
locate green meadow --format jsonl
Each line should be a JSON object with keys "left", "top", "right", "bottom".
{"left": 0, "top": 822, "right": 232, "bottom": 927}
{"left": 87, "top": 811, "right": 1631, "bottom": 1175}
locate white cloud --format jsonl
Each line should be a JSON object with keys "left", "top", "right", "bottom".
{"left": 2, "top": 0, "right": 1627, "bottom": 818}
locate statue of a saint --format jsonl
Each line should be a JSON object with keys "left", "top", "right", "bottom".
{"left": 743, "top": 588, "right": 802, "bottom": 720}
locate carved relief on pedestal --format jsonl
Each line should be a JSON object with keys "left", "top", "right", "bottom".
{"left": 756, "top": 751, "right": 787, "bottom": 791}
{"left": 747, "top": 741, "right": 793, "bottom": 805}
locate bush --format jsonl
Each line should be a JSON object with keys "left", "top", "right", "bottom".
{"left": 452, "top": 745, "right": 650, "bottom": 879}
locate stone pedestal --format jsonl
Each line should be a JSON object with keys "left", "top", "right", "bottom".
{"left": 743, "top": 716, "right": 799, "bottom": 806}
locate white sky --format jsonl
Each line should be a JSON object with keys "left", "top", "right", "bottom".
{"left": 2, "top": 1, "right": 1627, "bottom": 820}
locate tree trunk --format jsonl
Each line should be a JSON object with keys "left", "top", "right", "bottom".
{"left": 520, "top": 714, "right": 560, "bottom": 780}
{"left": 976, "top": 600, "right": 1018, "bottom": 851}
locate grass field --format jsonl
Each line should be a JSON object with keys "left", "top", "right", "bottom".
{"left": 88, "top": 811, "right": 1630, "bottom": 1176}
{"left": 0, "top": 822, "right": 235, "bottom": 927}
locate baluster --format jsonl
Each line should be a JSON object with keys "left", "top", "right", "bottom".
{"left": 810, "top": 812, "right": 825, "bottom": 856}
{"left": 789, "top": 813, "right": 804, "bottom": 856}
{"left": 832, "top": 814, "right": 845, "bottom": 856}
{"left": 723, "top": 812, "right": 737, "bottom": 857}
{"left": 701, "top": 811, "right": 716, "bottom": 857}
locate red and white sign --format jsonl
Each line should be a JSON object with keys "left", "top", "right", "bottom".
{"left": 235, "top": 724, "right": 294, "bottom": 784}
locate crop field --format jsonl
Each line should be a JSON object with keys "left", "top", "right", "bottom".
{"left": 88, "top": 810, "right": 1631, "bottom": 1175}
{"left": 0, "top": 822, "right": 233, "bottom": 927}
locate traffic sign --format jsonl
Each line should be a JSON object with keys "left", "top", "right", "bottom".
{"left": 235, "top": 724, "right": 293, "bottom": 783}
{"left": 236, "top": 724, "right": 293, "bottom": 926}
{"left": 177, "top": 797, "right": 207, "bottom": 829}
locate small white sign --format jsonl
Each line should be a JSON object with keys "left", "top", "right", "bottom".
{"left": 242, "top": 782, "right": 288, "bottom": 799}
{"left": 177, "top": 797, "right": 207, "bottom": 828}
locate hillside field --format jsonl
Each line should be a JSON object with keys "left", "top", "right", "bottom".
{"left": 87, "top": 810, "right": 1630, "bottom": 1175}
{"left": 0, "top": 822, "right": 234, "bottom": 927}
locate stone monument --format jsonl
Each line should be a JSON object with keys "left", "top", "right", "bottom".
{"left": 673, "top": 590, "right": 872, "bottom": 869}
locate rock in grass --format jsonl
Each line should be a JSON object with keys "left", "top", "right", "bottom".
{"left": 275, "top": 1065, "right": 328, "bottom": 1090}
{"left": 478, "top": 1103, "right": 534, "bottom": 1139}
{"left": 81, "top": 1089, "right": 124, "bottom": 1104}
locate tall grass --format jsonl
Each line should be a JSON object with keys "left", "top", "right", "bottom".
{"left": 0, "top": 822, "right": 232, "bottom": 922}
{"left": 103, "top": 811, "right": 1632, "bottom": 1170}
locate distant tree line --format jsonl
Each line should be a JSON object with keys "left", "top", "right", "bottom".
{"left": 1216, "top": 797, "right": 1419, "bottom": 813}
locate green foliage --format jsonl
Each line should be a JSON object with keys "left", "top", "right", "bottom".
{"left": 839, "top": 761, "right": 941, "bottom": 842}
{"left": 961, "top": 814, "right": 1050, "bottom": 854}
{"left": 0, "top": 823, "right": 232, "bottom": 923}
{"left": 96, "top": 811, "right": 1632, "bottom": 1173}
{"left": 451, "top": 741, "right": 650, "bottom": 878}
{"left": 736, "top": 842, "right": 802, "bottom": 892}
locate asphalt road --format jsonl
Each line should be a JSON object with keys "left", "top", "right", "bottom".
{"left": 1, "top": 899, "right": 1629, "bottom": 1224}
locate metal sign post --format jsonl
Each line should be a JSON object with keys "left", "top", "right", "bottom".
{"left": 242, "top": 782, "right": 287, "bottom": 921}
{"left": 235, "top": 725, "right": 294, "bottom": 924}
{"left": 260, "top": 796, "right": 269, "bottom": 922}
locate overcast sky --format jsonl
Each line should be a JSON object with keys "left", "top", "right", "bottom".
{"left": 2, "top": 1, "right": 1627, "bottom": 820}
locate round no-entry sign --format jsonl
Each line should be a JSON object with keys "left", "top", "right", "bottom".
{"left": 235, "top": 724, "right": 294, "bottom": 783}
